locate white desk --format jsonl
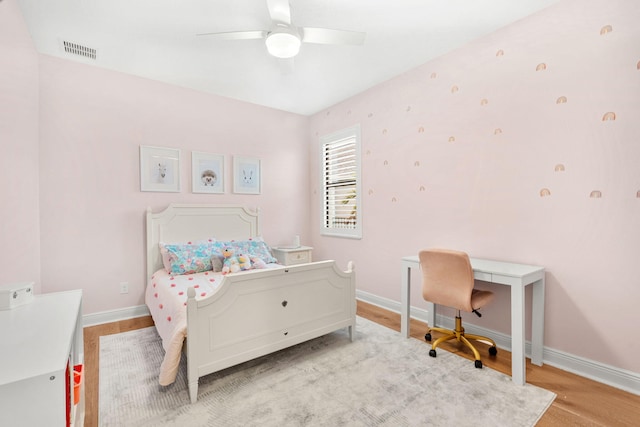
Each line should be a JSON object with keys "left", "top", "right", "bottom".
{"left": 401, "top": 255, "right": 545, "bottom": 385}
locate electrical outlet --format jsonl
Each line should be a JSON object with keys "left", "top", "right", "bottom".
{"left": 120, "top": 282, "right": 129, "bottom": 294}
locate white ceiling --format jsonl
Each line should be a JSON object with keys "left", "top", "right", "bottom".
{"left": 16, "top": 0, "right": 559, "bottom": 116}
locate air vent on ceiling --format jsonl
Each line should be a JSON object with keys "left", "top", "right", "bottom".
{"left": 63, "top": 41, "right": 96, "bottom": 60}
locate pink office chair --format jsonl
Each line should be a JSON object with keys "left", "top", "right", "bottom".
{"left": 419, "top": 249, "right": 497, "bottom": 368}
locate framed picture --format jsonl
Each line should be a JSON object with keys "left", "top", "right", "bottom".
{"left": 192, "top": 152, "right": 224, "bottom": 194}
{"left": 233, "top": 156, "right": 261, "bottom": 194}
{"left": 140, "top": 145, "right": 181, "bottom": 192}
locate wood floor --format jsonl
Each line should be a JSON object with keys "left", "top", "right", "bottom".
{"left": 83, "top": 300, "right": 639, "bottom": 427}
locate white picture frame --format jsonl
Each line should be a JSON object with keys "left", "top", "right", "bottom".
{"left": 192, "top": 152, "right": 224, "bottom": 194}
{"left": 140, "top": 145, "right": 181, "bottom": 192}
{"left": 233, "top": 156, "right": 261, "bottom": 194}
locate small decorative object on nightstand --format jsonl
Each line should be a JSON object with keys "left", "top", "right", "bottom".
{"left": 272, "top": 246, "right": 313, "bottom": 266}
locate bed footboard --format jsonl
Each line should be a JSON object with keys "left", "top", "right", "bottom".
{"left": 185, "top": 260, "right": 355, "bottom": 403}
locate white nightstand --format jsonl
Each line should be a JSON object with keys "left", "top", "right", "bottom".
{"left": 272, "top": 246, "right": 313, "bottom": 266}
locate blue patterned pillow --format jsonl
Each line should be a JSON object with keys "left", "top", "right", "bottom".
{"left": 164, "top": 242, "right": 219, "bottom": 275}
{"left": 223, "top": 238, "right": 277, "bottom": 264}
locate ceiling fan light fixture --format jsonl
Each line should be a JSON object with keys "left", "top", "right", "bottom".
{"left": 265, "top": 31, "right": 301, "bottom": 59}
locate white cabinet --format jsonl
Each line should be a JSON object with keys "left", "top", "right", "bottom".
{"left": 272, "top": 246, "right": 313, "bottom": 266}
{"left": 0, "top": 290, "right": 84, "bottom": 427}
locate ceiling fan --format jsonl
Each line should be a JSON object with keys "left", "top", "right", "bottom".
{"left": 197, "top": 0, "right": 366, "bottom": 60}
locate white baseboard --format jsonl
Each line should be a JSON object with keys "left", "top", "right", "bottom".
{"left": 356, "top": 290, "right": 640, "bottom": 396}
{"left": 82, "top": 304, "right": 150, "bottom": 327}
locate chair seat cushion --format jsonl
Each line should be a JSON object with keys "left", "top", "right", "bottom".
{"left": 470, "top": 289, "right": 494, "bottom": 311}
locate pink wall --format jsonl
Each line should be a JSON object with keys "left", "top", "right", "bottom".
{"left": 3, "top": 0, "right": 639, "bottom": 378}
{"left": 37, "top": 57, "right": 310, "bottom": 314}
{"left": 309, "top": 0, "right": 640, "bottom": 373}
{"left": 0, "top": 0, "right": 41, "bottom": 287}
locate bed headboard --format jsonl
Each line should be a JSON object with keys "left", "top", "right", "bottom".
{"left": 146, "top": 204, "right": 261, "bottom": 281}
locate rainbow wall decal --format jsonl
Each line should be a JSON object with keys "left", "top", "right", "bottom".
{"left": 600, "top": 25, "right": 613, "bottom": 35}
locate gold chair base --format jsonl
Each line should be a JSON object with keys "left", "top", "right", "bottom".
{"left": 427, "top": 312, "right": 497, "bottom": 363}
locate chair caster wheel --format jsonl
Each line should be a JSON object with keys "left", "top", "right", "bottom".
{"left": 489, "top": 346, "right": 497, "bottom": 356}
{"left": 424, "top": 333, "right": 432, "bottom": 342}
{"left": 475, "top": 360, "right": 483, "bottom": 369}
{"left": 429, "top": 349, "right": 437, "bottom": 358}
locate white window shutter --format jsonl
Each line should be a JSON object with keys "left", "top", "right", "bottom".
{"left": 320, "top": 125, "right": 362, "bottom": 238}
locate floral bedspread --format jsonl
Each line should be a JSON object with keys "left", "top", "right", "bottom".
{"left": 145, "top": 269, "right": 221, "bottom": 385}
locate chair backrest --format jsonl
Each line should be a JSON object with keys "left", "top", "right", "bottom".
{"left": 419, "top": 249, "right": 475, "bottom": 312}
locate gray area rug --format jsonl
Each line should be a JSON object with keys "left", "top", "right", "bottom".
{"left": 99, "top": 317, "right": 555, "bottom": 426}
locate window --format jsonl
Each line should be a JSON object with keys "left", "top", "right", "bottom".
{"left": 320, "top": 125, "right": 362, "bottom": 238}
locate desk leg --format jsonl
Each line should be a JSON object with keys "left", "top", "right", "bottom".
{"left": 511, "top": 284, "right": 526, "bottom": 385}
{"left": 400, "top": 262, "right": 411, "bottom": 338}
{"left": 531, "top": 277, "right": 545, "bottom": 366}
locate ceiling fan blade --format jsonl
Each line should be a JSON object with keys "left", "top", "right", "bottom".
{"left": 266, "top": 0, "right": 291, "bottom": 25}
{"left": 196, "top": 30, "right": 267, "bottom": 40}
{"left": 301, "top": 27, "right": 366, "bottom": 46}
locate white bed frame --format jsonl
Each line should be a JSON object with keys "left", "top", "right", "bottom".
{"left": 146, "top": 204, "right": 356, "bottom": 403}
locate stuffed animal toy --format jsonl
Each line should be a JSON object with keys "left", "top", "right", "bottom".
{"left": 251, "top": 257, "right": 268, "bottom": 269}
{"left": 221, "top": 247, "right": 241, "bottom": 275}
{"left": 237, "top": 253, "right": 252, "bottom": 271}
